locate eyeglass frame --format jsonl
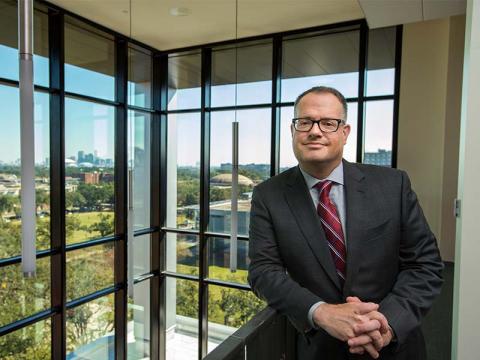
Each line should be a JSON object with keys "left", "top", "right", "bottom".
{"left": 291, "top": 117, "right": 346, "bottom": 133}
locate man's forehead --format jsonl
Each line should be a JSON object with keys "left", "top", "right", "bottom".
{"left": 297, "top": 92, "right": 344, "bottom": 112}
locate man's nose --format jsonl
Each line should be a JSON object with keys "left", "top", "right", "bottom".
{"left": 308, "top": 122, "right": 324, "bottom": 137}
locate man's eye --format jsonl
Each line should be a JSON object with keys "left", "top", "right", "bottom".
{"left": 324, "top": 120, "right": 335, "bottom": 127}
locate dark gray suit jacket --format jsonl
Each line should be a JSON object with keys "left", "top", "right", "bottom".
{"left": 248, "top": 160, "right": 443, "bottom": 359}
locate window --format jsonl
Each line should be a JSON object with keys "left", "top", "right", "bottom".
{"left": 281, "top": 29, "right": 360, "bottom": 102}
{"left": 363, "top": 100, "right": 394, "bottom": 166}
{"left": 128, "top": 46, "right": 152, "bottom": 109}
{"left": 64, "top": 98, "right": 115, "bottom": 244}
{"left": 0, "top": 6, "right": 401, "bottom": 358}
{"left": 211, "top": 41, "right": 272, "bottom": 107}
{"left": 65, "top": 17, "right": 115, "bottom": 101}
{"left": 166, "top": 112, "right": 201, "bottom": 230}
{"left": 168, "top": 52, "right": 201, "bottom": 110}
{"left": 0, "top": 1, "right": 49, "bottom": 86}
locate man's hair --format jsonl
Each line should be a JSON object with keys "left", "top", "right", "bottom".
{"left": 293, "top": 86, "right": 348, "bottom": 122}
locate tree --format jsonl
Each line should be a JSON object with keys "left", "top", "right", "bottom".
{"left": 66, "top": 191, "right": 86, "bottom": 210}
{"left": 88, "top": 213, "right": 114, "bottom": 237}
{"left": 0, "top": 194, "right": 18, "bottom": 215}
{"left": 35, "top": 190, "right": 49, "bottom": 210}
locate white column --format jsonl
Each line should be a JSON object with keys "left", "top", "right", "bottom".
{"left": 452, "top": 0, "right": 480, "bottom": 358}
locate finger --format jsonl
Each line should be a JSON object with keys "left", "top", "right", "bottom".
{"left": 368, "top": 311, "right": 389, "bottom": 334}
{"left": 353, "top": 302, "right": 379, "bottom": 314}
{"left": 368, "top": 330, "right": 384, "bottom": 351}
{"left": 348, "top": 334, "right": 372, "bottom": 347}
{"left": 354, "top": 319, "right": 380, "bottom": 334}
{"left": 363, "top": 343, "right": 380, "bottom": 359}
{"left": 346, "top": 296, "right": 361, "bottom": 303}
{"left": 349, "top": 346, "right": 365, "bottom": 355}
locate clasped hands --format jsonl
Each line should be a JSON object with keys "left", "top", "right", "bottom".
{"left": 313, "top": 296, "right": 393, "bottom": 358}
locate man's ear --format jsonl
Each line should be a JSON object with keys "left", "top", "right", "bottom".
{"left": 342, "top": 124, "right": 351, "bottom": 145}
{"left": 290, "top": 124, "right": 295, "bottom": 138}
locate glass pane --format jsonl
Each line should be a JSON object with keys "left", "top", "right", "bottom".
{"left": 209, "top": 109, "right": 270, "bottom": 235}
{"left": 281, "top": 30, "right": 360, "bottom": 102}
{"left": 366, "top": 27, "right": 396, "bottom": 97}
{"left": 279, "top": 103, "right": 358, "bottom": 172}
{"left": 208, "top": 237, "right": 249, "bottom": 285}
{"left": 168, "top": 53, "right": 201, "bottom": 110}
{"left": 363, "top": 100, "right": 393, "bottom": 167}
{"left": 207, "top": 286, "right": 265, "bottom": 353}
{"left": 128, "top": 46, "right": 152, "bottom": 108}
{"left": 166, "top": 233, "right": 199, "bottom": 276}
{"left": 0, "top": 3, "right": 49, "bottom": 86}
{"left": 279, "top": 106, "right": 296, "bottom": 171}
{"left": 65, "top": 98, "right": 115, "bottom": 244}
{"left": 0, "top": 257, "right": 50, "bottom": 327}
{"left": 65, "top": 17, "right": 115, "bottom": 101}
{"left": 0, "top": 87, "right": 50, "bottom": 258}
{"left": 211, "top": 42, "right": 272, "bottom": 107}
{"left": 166, "top": 278, "right": 198, "bottom": 360}
{"left": 0, "top": 319, "right": 51, "bottom": 359}
{"left": 130, "top": 234, "right": 151, "bottom": 278}
{"left": 66, "top": 242, "right": 114, "bottom": 301}
{"left": 343, "top": 102, "right": 358, "bottom": 163}
{"left": 128, "top": 111, "right": 151, "bottom": 230}
{"left": 66, "top": 294, "right": 115, "bottom": 359}
{"left": 166, "top": 113, "right": 201, "bottom": 230}
{"left": 128, "top": 280, "right": 150, "bottom": 360}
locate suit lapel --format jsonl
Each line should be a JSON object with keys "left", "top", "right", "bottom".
{"left": 284, "top": 166, "right": 342, "bottom": 291}
{"left": 342, "top": 160, "right": 366, "bottom": 296}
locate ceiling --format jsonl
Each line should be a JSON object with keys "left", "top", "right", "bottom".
{"left": 48, "top": 0, "right": 363, "bottom": 51}
{"left": 48, "top": 0, "right": 465, "bottom": 51}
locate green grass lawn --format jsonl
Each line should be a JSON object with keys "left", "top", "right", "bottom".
{"left": 67, "top": 211, "right": 114, "bottom": 244}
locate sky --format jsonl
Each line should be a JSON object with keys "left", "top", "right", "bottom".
{"left": 0, "top": 43, "right": 395, "bottom": 167}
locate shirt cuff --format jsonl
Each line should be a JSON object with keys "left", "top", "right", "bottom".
{"left": 307, "top": 301, "right": 325, "bottom": 330}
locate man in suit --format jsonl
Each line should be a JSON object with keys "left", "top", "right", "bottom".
{"left": 248, "top": 86, "right": 443, "bottom": 359}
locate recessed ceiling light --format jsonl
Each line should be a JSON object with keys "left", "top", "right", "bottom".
{"left": 170, "top": 7, "right": 190, "bottom": 16}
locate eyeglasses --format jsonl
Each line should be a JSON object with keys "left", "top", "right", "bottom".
{"left": 292, "top": 117, "right": 344, "bottom": 133}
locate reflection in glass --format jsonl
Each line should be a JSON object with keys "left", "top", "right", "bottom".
{"left": 65, "top": 17, "right": 115, "bottom": 101}
{"left": 127, "top": 280, "right": 150, "bottom": 360}
{"left": 66, "top": 294, "right": 115, "bottom": 359}
{"left": 281, "top": 30, "right": 360, "bottom": 102}
{"left": 128, "top": 46, "right": 152, "bottom": 108}
{"left": 166, "top": 233, "right": 199, "bottom": 276}
{"left": 66, "top": 243, "right": 114, "bottom": 301}
{"left": 279, "top": 103, "right": 358, "bottom": 172}
{"left": 168, "top": 53, "right": 201, "bottom": 110}
{"left": 131, "top": 234, "right": 151, "bottom": 278}
{"left": 128, "top": 111, "right": 151, "bottom": 230}
{"left": 0, "top": 257, "right": 50, "bottom": 328}
{"left": 208, "top": 237, "right": 249, "bottom": 285}
{"left": 363, "top": 100, "right": 393, "bottom": 167}
{"left": 0, "top": 319, "right": 51, "bottom": 359}
{"left": 207, "top": 285, "right": 265, "bottom": 353}
{"left": 65, "top": 98, "right": 115, "bottom": 244}
{"left": 0, "top": 86, "right": 50, "bottom": 258}
{"left": 209, "top": 109, "right": 270, "bottom": 235}
{"left": 166, "top": 113, "right": 201, "bottom": 230}
{"left": 0, "top": 2, "right": 49, "bottom": 86}
{"left": 166, "top": 278, "right": 198, "bottom": 360}
{"left": 367, "top": 27, "right": 396, "bottom": 97}
{"left": 211, "top": 42, "right": 272, "bottom": 107}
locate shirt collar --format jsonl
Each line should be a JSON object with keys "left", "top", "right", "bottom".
{"left": 299, "top": 161, "right": 344, "bottom": 189}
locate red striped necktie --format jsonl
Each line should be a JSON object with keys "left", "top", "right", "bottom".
{"left": 314, "top": 180, "right": 347, "bottom": 285}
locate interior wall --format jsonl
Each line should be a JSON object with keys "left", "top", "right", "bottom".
{"left": 397, "top": 15, "right": 465, "bottom": 262}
